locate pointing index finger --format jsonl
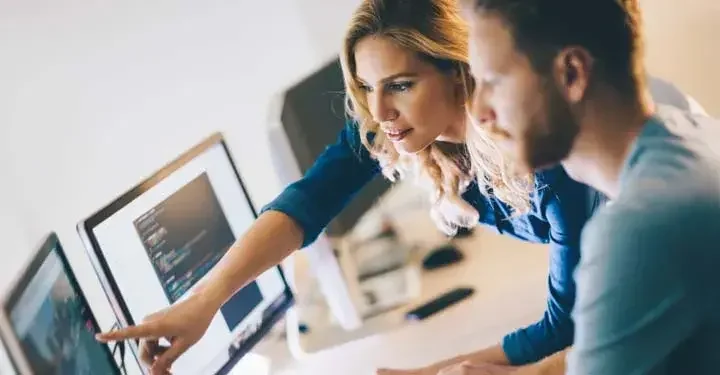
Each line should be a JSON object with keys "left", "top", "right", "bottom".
{"left": 96, "top": 323, "right": 159, "bottom": 342}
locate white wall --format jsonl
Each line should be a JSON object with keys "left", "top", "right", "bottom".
{"left": 0, "top": 0, "right": 348, "bottom": 372}
{"left": 643, "top": 0, "right": 720, "bottom": 116}
{"left": 0, "top": 173, "right": 33, "bottom": 290}
{"left": 297, "top": 0, "right": 362, "bottom": 62}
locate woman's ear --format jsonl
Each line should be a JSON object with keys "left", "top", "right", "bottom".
{"left": 453, "top": 67, "right": 471, "bottom": 105}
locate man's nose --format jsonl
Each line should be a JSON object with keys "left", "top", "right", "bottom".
{"left": 470, "top": 89, "right": 496, "bottom": 126}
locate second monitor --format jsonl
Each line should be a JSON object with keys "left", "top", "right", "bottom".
{"left": 0, "top": 233, "right": 121, "bottom": 375}
{"left": 78, "top": 133, "right": 294, "bottom": 375}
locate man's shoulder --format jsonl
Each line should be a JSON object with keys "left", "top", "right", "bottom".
{"left": 588, "top": 123, "right": 720, "bottom": 245}
{"left": 580, "top": 180, "right": 720, "bottom": 312}
{"left": 625, "top": 109, "right": 720, "bottom": 195}
{"left": 584, "top": 175, "right": 720, "bottom": 264}
{"left": 581, "top": 203, "right": 701, "bottom": 298}
{"left": 609, "top": 157, "right": 720, "bottom": 229}
{"left": 648, "top": 75, "right": 708, "bottom": 116}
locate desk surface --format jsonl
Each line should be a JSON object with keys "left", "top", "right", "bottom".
{"left": 264, "top": 219, "right": 550, "bottom": 375}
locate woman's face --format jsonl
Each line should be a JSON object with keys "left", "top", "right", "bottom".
{"left": 354, "top": 35, "right": 466, "bottom": 154}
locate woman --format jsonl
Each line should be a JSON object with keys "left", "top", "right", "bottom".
{"left": 97, "top": 1, "right": 704, "bottom": 374}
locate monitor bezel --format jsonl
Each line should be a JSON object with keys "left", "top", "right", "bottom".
{"left": 0, "top": 335, "right": 19, "bottom": 375}
{"left": 0, "top": 232, "right": 121, "bottom": 375}
{"left": 77, "top": 132, "right": 294, "bottom": 374}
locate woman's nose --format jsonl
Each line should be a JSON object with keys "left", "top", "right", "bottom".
{"left": 369, "top": 93, "right": 399, "bottom": 123}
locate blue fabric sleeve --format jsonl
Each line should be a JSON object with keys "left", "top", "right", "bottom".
{"left": 501, "top": 169, "right": 589, "bottom": 365}
{"left": 260, "top": 121, "right": 380, "bottom": 248}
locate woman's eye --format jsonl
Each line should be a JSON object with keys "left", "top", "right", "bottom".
{"left": 358, "top": 83, "right": 373, "bottom": 93}
{"left": 387, "top": 81, "right": 413, "bottom": 92}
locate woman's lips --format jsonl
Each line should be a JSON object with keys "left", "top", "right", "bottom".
{"left": 384, "top": 128, "right": 413, "bottom": 142}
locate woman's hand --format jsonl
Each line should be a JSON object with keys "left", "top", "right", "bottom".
{"left": 96, "top": 211, "right": 304, "bottom": 374}
{"left": 436, "top": 361, "right": 516, "bottom": 375}
{"left": 96, "top": 293, "right": 218, "bottom": 375}
{"left": 376, "top": 362, "right": 515, "bottom": 375}
{"left": 376, "top": 344, "right": 514, "bottom": 375}
{"left": 376, "top": 368, "right": 434, "bottom": 375}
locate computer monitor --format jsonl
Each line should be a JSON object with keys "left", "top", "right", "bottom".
{"left": 0, "top": 233, "right": 120, "bottom": 375}
{"left": 0, "top": 334, "right": 19, "bottom": 374}
{"left": 77, "top": 133, "right": 294, "bottom": 375}
{"left": 279, "top": 58, "right": 391, "bottom": 237}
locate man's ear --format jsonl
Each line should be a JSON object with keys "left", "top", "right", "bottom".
{"left": 553, "top": 47, "right": 593, "bottom": 104}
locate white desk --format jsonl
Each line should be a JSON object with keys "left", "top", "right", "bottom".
{"left": 262, "top": 223, "right": 550, "bottom": 375}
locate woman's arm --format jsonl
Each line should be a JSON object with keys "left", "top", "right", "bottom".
{"left": 500, "top": 167, "right": 589, "bottom": 365}
{"left": 205, "top": 121, "right": 381, "bottom": 305}
{"left": 379, "top": 168, "right": 589, "bottom": 375}
{"left": 512, "top": 348, "right": 569, "bottom": 375}
{"left": 259, "top": 122, "right": 381, "bottom": 247}
{"left": 376, "top": 345, "right": 510, "bottom": 375}
{"left": 452, "top": 167, "right": 588, "bottom": 366}
{"left": 427, "top": 345, "right": 511, "bottom": 372}
{"left": 201, "top": 210, "right": 304, "bottom": 308}
{"left": 99, "top": 122, "right": 381, "bottom": 373}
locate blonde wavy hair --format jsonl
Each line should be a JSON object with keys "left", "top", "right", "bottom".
{"left": 341, "top": 0, "right": 534, "bottom": 234}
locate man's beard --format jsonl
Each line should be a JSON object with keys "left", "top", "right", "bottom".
{"left": 520, "top": 83, "right": 580, "bottom": 172}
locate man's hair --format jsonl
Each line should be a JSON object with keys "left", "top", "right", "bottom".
{"left": 467, "top": 0, "right": 645, "bottom": 95}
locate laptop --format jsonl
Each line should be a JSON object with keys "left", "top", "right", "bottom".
{"left": 0, "top": 233, "right": 122, "bottom": 375}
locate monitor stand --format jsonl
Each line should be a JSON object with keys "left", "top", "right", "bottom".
{"left": 227, "top": 352, "right": 271, "bottom": 375}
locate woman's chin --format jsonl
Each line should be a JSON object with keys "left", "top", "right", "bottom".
{"left": 392, "top": 138, "right": 432, "bottom": 155}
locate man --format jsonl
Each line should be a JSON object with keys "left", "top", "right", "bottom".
{"left": 382, "top": 74, "right": 708, "bottom": 375}
{"left": 454, "top": 0, "right": 720, "bottom": 374}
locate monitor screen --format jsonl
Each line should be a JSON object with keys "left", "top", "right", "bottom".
{"left": 0, "top": 234, "right": 119, "bottom": 375}
{"left": 79, "top": 134, "right": 294, "bottom": 375}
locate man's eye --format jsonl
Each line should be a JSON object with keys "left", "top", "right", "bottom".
{"left": 482, "top": 76, "right": 499, "bottom": 86}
